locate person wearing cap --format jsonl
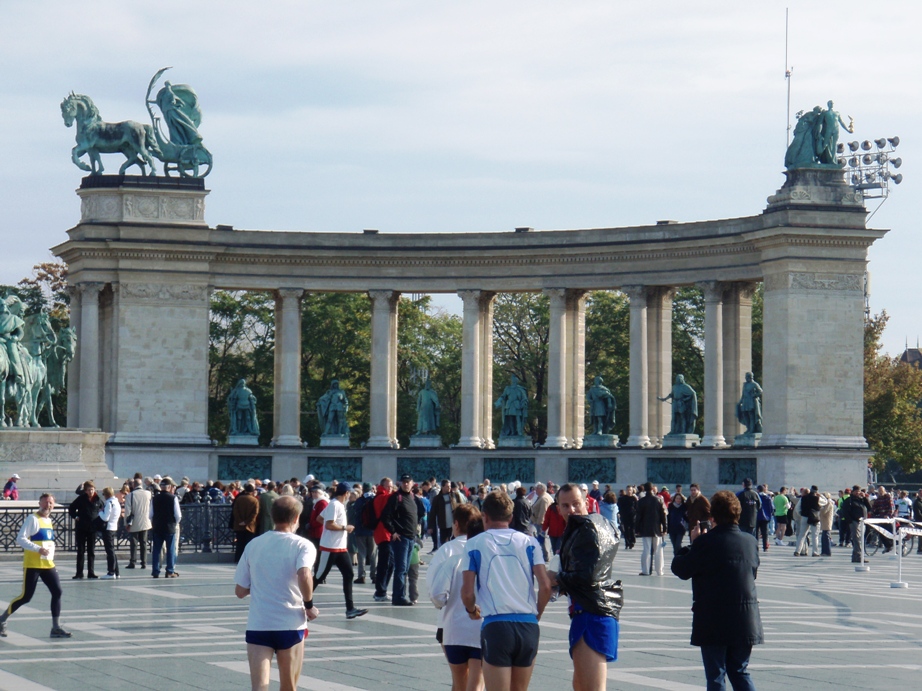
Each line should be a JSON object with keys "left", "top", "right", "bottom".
{"left": 588, "top": 480, "right": 602, "bottom": 503}
{"left": 314, "top": 483, "right": 368, "bottom": 619}
{"left": 3, "top": 473, "right": 20, "bottom": 500}
{"left": 233, "top": 484, "right": 261, "bottom": 563}
{"left": 382, "top": 474, "right": 419, "bottom": 606}
{"left": 235, "top": 496, "right": 319, "bottom": 691}
{"left": 149, "top": 477, "right": 181, "bottom": 578}
{"left": 580, "top": 484, "right": 600, "bottom": 515}
{"left": 0, "top": 493, "right": 71, "bottom": 639}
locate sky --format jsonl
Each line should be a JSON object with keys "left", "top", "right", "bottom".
{"left": 0, "top": 1, "right": 918, "bottom": 356}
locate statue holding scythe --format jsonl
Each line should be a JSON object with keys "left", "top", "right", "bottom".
{"left": 145, "top": 67, "right": 213, "bottom": 177}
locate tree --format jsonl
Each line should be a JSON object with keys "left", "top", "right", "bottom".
{"left": 864, "top": 311, "right": 922, "bottom": 473}
{"left": 584, "top": 290, "right": 630, "bottom": 439}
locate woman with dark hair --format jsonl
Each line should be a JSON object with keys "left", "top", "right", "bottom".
{"left": 667, "top": 493, "right": 688, "bottom": 554}
{"left": 671, "top": 490, "right": 764, "bottom": 691}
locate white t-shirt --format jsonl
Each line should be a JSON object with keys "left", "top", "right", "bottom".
{"left": 319, "top": 498, "right": 348, "bottom": 552}
{"left": 463, "top": 528, "right": 545, "bottom": 622}
{"left": 235, "top": 530, "right": 316, "bottom": 631}
{"left": 427, "top": 536, "right": 481, "bottom": 648}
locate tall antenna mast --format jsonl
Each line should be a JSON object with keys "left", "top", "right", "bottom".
{"left": 785, "top": 8, "right": 793, "bottom": 148}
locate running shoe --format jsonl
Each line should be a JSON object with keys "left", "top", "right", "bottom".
{"left": 50, "top": 627, "right": 72, "bottom": 638}
{"left": 346, "top": 608, "right": 369, "bottom": 619}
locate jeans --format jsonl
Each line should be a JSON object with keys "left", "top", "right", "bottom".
{"left": 549, "top": 535, "right": 562, "bottom": 555}
{"left": 756, "top": 520, "right": 770, "bottom": 550}
{"left": 532, "top": 524, "right": 549, "bottom": 561}
{"left": 374, "top": 540, "right": 393, "bottom": 597}
{"left": 101, "top": 529, "right": 120, "bottom": 575}
{"left": 151, "top": 531, "right": 177, "bottom": 576}
{"left": 700, "top": 643, "right": 756, "bottom": 691}
{"left": 391, "top": 535, "right": 414, "bottom": 603}
{"left": 821, "top": 529, "right": 832, "bottom": 556}
{"left": 128, "top": 530, "right": 148, "bottom": 566}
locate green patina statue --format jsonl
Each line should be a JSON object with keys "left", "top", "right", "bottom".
{"left": 658, "top": 374, "right": 698, "bottom": 435}
{"left": 736, "top": 372, "right": 763, "bottom": 435}
{"left": 495, "top": 374, "right": 529, "bottom": 437}
{"left": 62, "top": 67, "right": 212, "bottom": 177}
{"left": 784, "top": 100, "right": 854, "bottom": 170}
{"left": 415, "top": 378, "right": 441, "bottom": 435}
{"left": 586, "top": 375, "right": 616, "bottom": 435}
{"left": 228, "top": 379, "right": 259, "bottom": 437}
{"left": 317, "top": 379, "right": 349, "bottom": 437}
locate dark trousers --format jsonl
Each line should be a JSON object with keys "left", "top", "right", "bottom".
{"left": 129, "top": 530, "right": 148, "bottom": 566}
{"left": 756, "top": 520, "right": 770, "bottom": 550}
{"left": 621, "top": 524, "right": 636, "bottom": 549}
{"left": 75, "top": 529, "right": 96, "bottom": 577}
{"left": 316, "top": 550, "right": 355, "bottom": 611}
{"left": 438, "top": 527, "right": 452, "bottom": 546}
{"left": 700, "top": 643, "right": 756, "bottom": 691}
{"left": 101, "top": 530, "right": 120, "bottom": 575}
{"left": 5, "top": 568, "right": 62, "bottom": 619}
{"left": 234, "top": 530, "right": 256, "bottom": 564}
{"left": 821, "top": 529, "right": 832, "bottom": 556}
{"left": 669, "top": 529, "right": 685, "bottom": 555}
{"left": 374, "top": 540, "right": 394, "bottom": 597}
{"left": 391, "top": 535, "right": 414, "bottom": 603}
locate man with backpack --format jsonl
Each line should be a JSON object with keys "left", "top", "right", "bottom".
{"left": 352, "top": 483, "right": 377, "bottom": 584}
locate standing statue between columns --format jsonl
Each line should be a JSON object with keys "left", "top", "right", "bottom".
{"left": 411, "top": 378, "right": 442, "bottom": 448}
{"left": 734, "top": 373, "right": 763, "bottom": 448}
{"left": 227, "top": 379, "right": 259, "bottom": 445}
{"left": 659, "top": 374, "right": 700, "bottom": 448}
{"left": 583, "top": 375, "right": 618, "bottom": 448}
{"left": 495, "top": 375, "right": 531, "bottom": 448}
{"left": 317, "top": 380, "right": 350, "bottom": 446}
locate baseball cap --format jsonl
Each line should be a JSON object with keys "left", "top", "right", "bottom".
{"left": 400, "top": 474, "right": 413, "bottom": 482}
{"left": 304, "top": 474, "right": 315, "bottom": 484}
{"left": 362, "top": 482, "right": 373, "bottom": 493}
{"left": 335, "top": 482, "right": 351, "bottom": 496}
{"left": 579, "top": 483, "right": 589, "bottom": 491}
{"left": 592, "top": 480, "right": 599, "bottom": 486}
{"left": 160, "top": 476, "right": 175, "bottom": 487}
{"left": 11, "top": 473, "right": 20, "bottom": 480}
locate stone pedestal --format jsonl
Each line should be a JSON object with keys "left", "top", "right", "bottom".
{"left": 582, "top": 434, "right": 619, "bottom": 448}
{"left": 409, "top": 434, "right": 442, "bottom": 448}
{"left": 733, "top": 433, "right": 762, "bottom": 448}
{"left": 662, "top": 433, "right": 700, "bottom": 449}
{"left": 320, "top": 436, "right": 350, "bottom": 448}
{"left": 497, "top": 435, "right": 533, "bottom": 449}
{"left": 227, "top": 435, "right": 259, "bottom": 446}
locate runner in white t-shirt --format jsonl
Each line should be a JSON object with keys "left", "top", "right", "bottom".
{"left": 462, "top": 491, "right": 551, "bottom": 691}
{"left": 315, "top": 482, "right": 368, "bottom": 620}
{"left": 235, "top": 496, "right": 318, "bottom": 691}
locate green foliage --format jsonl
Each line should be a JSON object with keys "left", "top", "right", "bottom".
{"left": 492, "top": 293, "right": 549, "bottom": 442}
{"left": 750, "top": 284, "right": 763, "bottom": 386}
{"left": 864, "top": 311, "right": 922, "bottom": 473}
{"left": 208, "top": 290, "right": 275, "bottom": 444}
{"left": 671, "top": 287, "right": 705, "bottom": 436}
{"left": 584, "top": 291, "right": 630, "bottom": 439}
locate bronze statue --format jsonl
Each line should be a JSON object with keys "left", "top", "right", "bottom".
{"left": 586, "top": 375, "right": 616, "bottom": 435}
{"left": 228, "top": 379, "right": 259, "bottom": 437}
{"left": 736, "top": 372, "right": 763, "bottom": 435}
{"left": 317, "top": 379, "right": 349, "bottom": 436}
{"left": 659, "top": 375, "right": 698, "bottom": 435}
{"left": 415, "top": 378, "right": 441, "bottom": 435}
{"left": 495, "top": 375, "right": 529, "bottom": 437}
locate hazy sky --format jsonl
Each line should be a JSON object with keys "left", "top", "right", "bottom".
{"left": 0, "top": 1, "right": 917, "bottom": 355}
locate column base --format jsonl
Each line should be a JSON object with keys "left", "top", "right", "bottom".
{"left": 409, "top": 434, "right": 442, "bottom": 448}
{"left": 733, "top": 433, "right": 762, "bottom": 448}
{"left": 542, "top": 435, "right": 569, "bottom": 449}
{"left": 624, "top": 435, "right": 652, "bottom": 448}
{"left": 662, "top": 434, "right": 700, "bottom": 449}
{"left": 456, "top": 436, "right": 484, "bottom": 449}
{"left": 228, "top": 434, "right": 260, "bottom": 446}
{"left": 582, "top": 434, "right": 618, "bottom": 448}
{"left": 700, "top": 435, "right": 727, "bottom": 449}
{"left": 319, "top": 435, "right": 351, "bottom": 448}
{"left": 365, "top": 436, "right": 399, "bottom": 449}
{"left": 497, "top": 435, "right": 533, "bottom": 449}
{"left": 272, "top": 435, "right": 303, "bottom": 448}
{"left": 482, "top": 438, "right": 495, "bottom": 450}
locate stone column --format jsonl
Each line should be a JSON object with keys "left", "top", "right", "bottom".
{"left": 699, "top": 281, "right": 726, "bottom": 448}
{"left": 479, "top": 293, "right": 496, "bottom": 449}
{"left": 272, "top": 289, "right": 304, "bottom": 446}
{"left": 646, "top": 287, "right": 675, "bottom": 445}
{"left": 457, "top": 290, "right": 483, "bottom": 448}
{"left": 624, "top": 286, "right": 650, "bottom": 448}
{"left": 77, "top": 282, "right": 103, "bottom": 429}
{"left": 722, "top": 283, "right": 755, "bottom": 441}
{"left": 66, "top": 285, "right": 82, "bottom": 428}
{"left": 367, "top": 290, "right": 399, "bottom": 448}
{"left": 566, "top": 290, "right": 587, "bottom": 448}
{"left": 544, "top": 289, "right": 569, "bottom": 448}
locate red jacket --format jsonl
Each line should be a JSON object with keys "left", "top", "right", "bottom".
{"left": 373, "top": 487, "right": 393, "bottom": 545}
{"left": 543, "top": 503, "right": 567, "bottom": 538}
{"left": 309, "top": 498, "right": 328, "bottom": 541}
{"left": 586, "top": 496, "right": 600, "bottom": 514}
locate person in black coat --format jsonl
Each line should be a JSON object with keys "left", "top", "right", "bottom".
{"left": 511, "top": 486, "right": 532, "bottom": 534}
{"left": 671, "top": 490, "right": 764, "bottom": 691}
{"left": 68, "top": 481, "right": 104, "bottom": 579}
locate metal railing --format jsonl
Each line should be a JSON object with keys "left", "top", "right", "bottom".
{"left": 0, "top": 504, "right": 234, "bottom": 554}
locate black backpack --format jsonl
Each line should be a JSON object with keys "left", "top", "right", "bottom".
{"left": 361, "top": 496, "right": 379, "bottom": 530}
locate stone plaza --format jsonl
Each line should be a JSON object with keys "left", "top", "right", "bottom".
{"left": 0, "top": 546, "right": 919, "bottom": 690}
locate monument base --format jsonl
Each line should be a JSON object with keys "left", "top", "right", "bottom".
{"left": 662, "top": 434, "right": 700, "bottom": 449}
{"left": 497, "top": 435, "right": 533, "bottom": 449}
{"left": 227, "top": 435, "right": 259, "bottom": 446}
{"left": 0, "top": 429, "right": 115, "bottom": 500}
{"left": 582, "top": 434, "right": 619, "bottom": 448}
{"left": 734, "top": 433, "right": 762, "bottom": 448}
{"left": 320, "top": 436, "right": 350, "bottom": 448}
{"left": 410, "top": 435, "right": 442, "bottom": 448}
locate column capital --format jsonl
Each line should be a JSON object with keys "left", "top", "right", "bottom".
{"left": 726, "top": 281, "right": 758, "bottom": 301}
{"left": 647, "top": 286, "right": 677, "bottom": 305}
{"left": 458, "top": 289, "right": 484, "bottom": 307}
{"left": 478, "top": 291, "right": 496, "bottom": 308}
{"left": 621, "top": 285, "right": 648, "bottom": 304}
{"left": 543, "top": 288, "right": 568, "bottom": 305}
{"left": 696, "top": 280, "right": 725, "bottom": 302}
{"left": 77, "top": 282, "right": 105, "bottom": 297}
{"left": 276, "top": 287, "right": 305, "bottom": 301}
{"left": 368, "top": 289, "right": 398, "bottom": 306}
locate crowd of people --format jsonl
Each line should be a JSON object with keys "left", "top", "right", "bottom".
{"left": 4, "top": 470, "right": 922, "bottom": 690}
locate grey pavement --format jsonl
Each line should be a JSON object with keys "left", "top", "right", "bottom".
{"left": 0, "top": 542, "right": 921, "bottom": 690}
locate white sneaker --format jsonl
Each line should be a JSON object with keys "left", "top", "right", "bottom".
{"left": 100, "top": 574, "right": 116, "bottom": 580}
{"left": 774, "top": 538, "right": 784, "bottom": 546}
